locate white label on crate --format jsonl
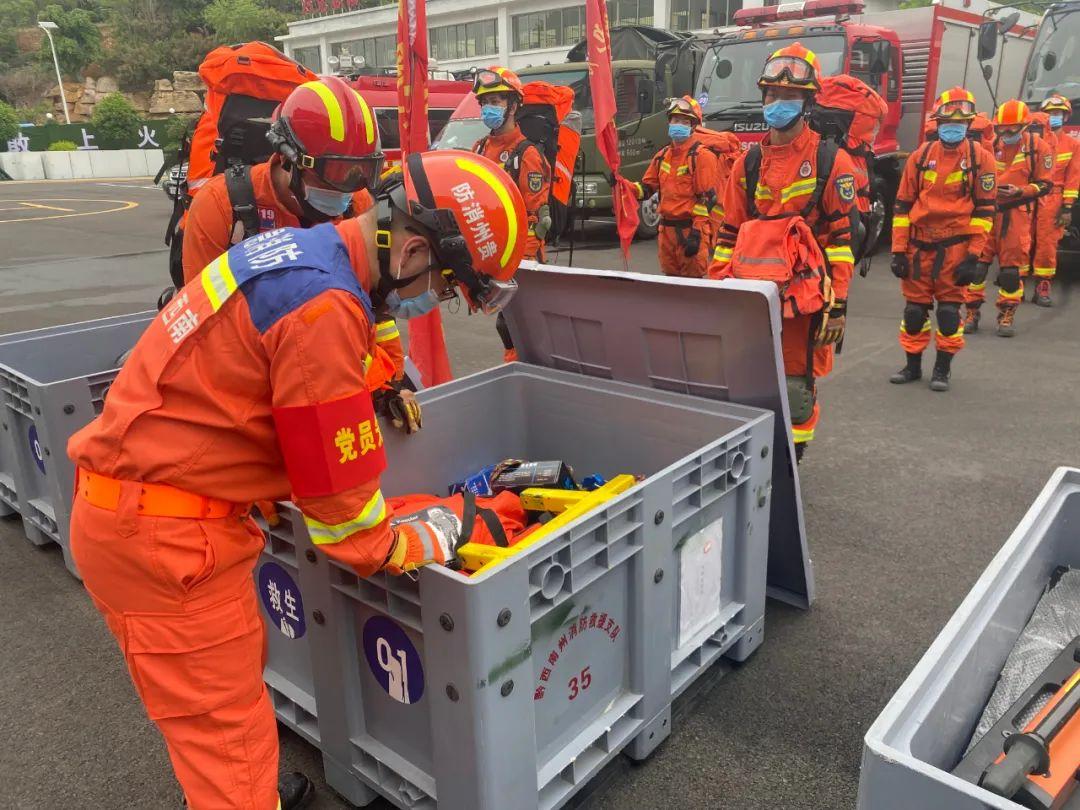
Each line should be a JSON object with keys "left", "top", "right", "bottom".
{"left": 678, "top": 520, "right": 723, "bottom": 647}
{"left": 362, "top": 616, "right": 425, "bottom": 704}
{"left": 257, "top": 562, "right": 306, "bottom": 639}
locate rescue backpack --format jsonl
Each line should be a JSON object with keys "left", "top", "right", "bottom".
{"left": 729, "top": 138, "right": 839, "bottom": 320}
{"left": 163, "top": 42, "right": 317, "bottom": 288}
{"left": 477, "top": 82, "right": 581, "bottom": 241}
{"left": 650, "top": 127, "right": 742, "bottom": 213}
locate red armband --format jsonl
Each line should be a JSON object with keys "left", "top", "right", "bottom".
{"left": 273, "top": 391, "right": 387, "bottom": 498}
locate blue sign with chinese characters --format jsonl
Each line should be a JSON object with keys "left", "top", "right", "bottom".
{"left": 362, "top": 616, "right": 424, "bottom": 705}
{"left": 257, "top": 562, "right": 306, "bottom": 639}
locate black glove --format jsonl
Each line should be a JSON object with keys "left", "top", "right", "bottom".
{"left": 952, "top": 254, "right": 979, "bottom": 287}
{"left": 891, "top": 252, "right": 910, "bottom": 279}
{"left": 973, "top": 261, "right": 990, "bottom": 285}
{"left": 683, "top": 229, "right": 702, "bottom": 257}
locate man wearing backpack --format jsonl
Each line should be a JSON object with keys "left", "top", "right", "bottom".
{"left": 634, "top": 96, "right": 726, "bottom": 277}
{"left": 709, "top": 43, "right": 856, "bottom": 461}
{"left": 890, "top": 87, "right": 998, "bottom": 392}
{"left": 67, "top": 150, "right": 528, "bottom": 810}
{"left": 471, "top": 66, "right": 552, "bottom": 261}
{"left": 962, "top": 100, "right": 1052, "bottom": 337}
{"left": 1030, "top": 95, "right": 1080, "bottom": 306}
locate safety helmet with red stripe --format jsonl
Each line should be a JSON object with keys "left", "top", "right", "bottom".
{"left": 268, "top": 75, "right": 384, "bottom": 193}
{"left": 933, "top": 87, "right": 977, "bottom": 121}
{"left": 1040, "top": 95, "right": 1073, "bottom": 115}
{"left": 993, "top": 99, "right": 1031, "bottom": 129}
{"left": 758, "top": 42, "right": 821, "bottom": 93}
{"left": 375, "top": 150, "right": 527, "bottom": 313}
{"left": 473, "top": 66, "right": 524, "bottom": 101}
{"left": 666, "top": 95, "right": 703, "bottom": 126}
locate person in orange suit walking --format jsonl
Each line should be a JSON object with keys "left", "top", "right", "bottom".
{"left": 67, "top": 151, "right": 527, "bottom": 810}
{"left": 1030, "top": 95, "right": 1080, "bottom": 306}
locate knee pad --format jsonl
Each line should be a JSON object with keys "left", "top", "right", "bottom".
{"left": 903, "top": 302, "right": 930, "bottom": 334}
{"left": 937, "top": 302, "right": 962, "bottom": 336}
{"left": 998, "top": 266, "right": 1021, "bottom": 293}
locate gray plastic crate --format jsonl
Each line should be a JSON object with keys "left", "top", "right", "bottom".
{"left": 858, "top": 466, "right": 1080, "bottom": 810}
{"left": 0, "top": 312, "right": 153, "bottom": 573}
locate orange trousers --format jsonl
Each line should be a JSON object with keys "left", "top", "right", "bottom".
{"left": 781, "top": 313, "right": 831, "bottom": 445}
{"left": 899, "top": 240, "right": 968, "bottom": 355}
{"left": 70, "top": 490, "right": 279, "bottom": 810}
{"left": 967, "top": 207, "right": 1031, "bottom": 309}
{"left": 1033, "top": 189, "right": 1065, "bottom": 280}
{"left": 658, "top": 221, "right": 711, "bottom": 278}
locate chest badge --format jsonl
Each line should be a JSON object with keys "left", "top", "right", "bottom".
{"left": 499, "top": 150, "right": 510, "bottom": 163}
{"left": 799, "top": 160, "right": 812, "bottom": 178}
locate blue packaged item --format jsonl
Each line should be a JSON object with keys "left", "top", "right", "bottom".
{"left": 449, "top": 465, "right": 496, "bottom": 497}
{"left": 581, "top": 475, "right": 607, "bottom": 491}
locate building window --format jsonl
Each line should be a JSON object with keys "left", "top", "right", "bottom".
{"left": 292, "top": 45, "right": 323, "bottom": 72}
{"left": 607, "top": 0, "right": 653, "bottom": 26}
{"left": 670, "top": 0, "right": 743, "bottom": 30}
{"left": 330, "top": 35, "right": 396, "bottom": 69}
{"left": 513, "top": 5, "right": 590, "bottom": 52}
{"left": 429, "top": 19, "right": 498, "bottom": 61}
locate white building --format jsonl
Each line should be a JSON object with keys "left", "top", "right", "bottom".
{"left": 278, "top": 0, "right": 773, "bottom": 76}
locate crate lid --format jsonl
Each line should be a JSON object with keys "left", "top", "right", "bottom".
{"left": 503, "top": 265, "right": 814, "bottom": 609}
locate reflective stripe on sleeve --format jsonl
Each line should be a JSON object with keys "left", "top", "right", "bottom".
{"left": 305, "top": 491, "right": 387, "bottom": 545}
{"left": 713, "top": 245, "right": 733, "bottom": 262}
{"left": 200, "top": 254, "right": 238, "bottom": 312}
{"left": 691, "top": 204, "right": 709, "bottom": 217}
{"left": 375, "top": 320, "right": 400, "bottom": 343}
{"left": 825, "top": 246, "right": 854, "bottom": 264}
{"left": 970, "top": 217, "right": 994, "bottom": 232}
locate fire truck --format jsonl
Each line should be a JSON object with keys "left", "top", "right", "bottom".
{"left": 695, "top": 0, "right": 1038, "bottom": 248}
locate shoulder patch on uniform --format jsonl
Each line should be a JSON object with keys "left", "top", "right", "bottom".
{"left": 527, "top": 172, "right": 543, "bottom": 193}
{"left": 1045, "top": 154, "right": 1054, "bottom": 169}
{"left": 835, "top": 174, "right": 856, "bottom": 202}
{"left": 980, "top": 172, "right": 995, "bottom": 192}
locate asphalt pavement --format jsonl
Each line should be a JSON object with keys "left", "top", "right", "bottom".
{"left": 2, "top": 177, "right": 1079, "bottom": 809}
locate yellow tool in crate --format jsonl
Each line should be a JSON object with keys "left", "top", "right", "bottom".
{"left": 455, "top": 475, "right": 637, "bottom": 575}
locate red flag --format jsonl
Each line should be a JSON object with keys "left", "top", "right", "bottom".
{"left": 585, "top": 0, "right": 639, "bottom": 262}
{"left": 396, "top": 0, "right": 453, "bottom": 387}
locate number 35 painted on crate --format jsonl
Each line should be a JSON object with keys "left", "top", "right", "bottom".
{"left": 363, "top": 616, "right": 425, "bottom": 704}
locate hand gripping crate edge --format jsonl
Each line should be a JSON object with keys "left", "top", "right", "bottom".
{"left": 251, "top": 267, "right": 813, "bottom": 809}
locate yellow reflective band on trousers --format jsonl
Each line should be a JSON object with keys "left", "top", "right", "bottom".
{"left": 713, "top": 245, "right": 733, "bottom": 261}
{"left": 998, "top": 287, "right": 1023, "bottom": 301}
{"left": 825, "top": 246, "right": 854, "bottom": 264}
{"left": 968, "top": 281, "right": 986, "bottom": 292}
{"left": 201, "top": 254, "right": 238, "bottom": 312}
{"left": 692, "top": 204, "right": 709, "bottom": 217}
{"left": 792, "top": 425, "right": 814, "bottom": 444}
{"left": 892, "top": 215, "right": 910, "bottom": 229}
{"left": 375, "top": 320, "right": 400, "bottom": 343}
{"left": 1034, "top": 266, "right": 1055, "bottom": 277}
{"left": 305, "top": 491, "right": 387, "bottom": 545}
{"left": 937, "top": 326, "right": 964, "bottom": 338}
{"left": 970, "top": 217, "right": 993, "bottom": 232}
{"left": 899, "top": 319, "right": 932, "bottom": 334}
{"left": 1064, "top": 191, "right": 1078, "bottom": 201}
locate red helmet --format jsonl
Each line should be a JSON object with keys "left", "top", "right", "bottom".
{"left": 994, "top": 99, "right": 1031, "bottom": 129}
{"left": 758, "top": 42, "right": 821, "bottom": 93}
{"left": 269, "top": 75, "right": 383, "bottom": 192}
{"left": 377, "top": 150, "right": 527, "bottom": 313}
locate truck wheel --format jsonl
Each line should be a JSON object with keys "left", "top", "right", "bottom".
{"left": 636, "top": 194, "right": 659, "bottom": 240}
{"left": 864, "top": 176, "right": 893, "bottom": 256}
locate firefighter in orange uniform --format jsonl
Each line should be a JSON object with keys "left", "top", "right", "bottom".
{"left": 634, "top": 96, "right": 724, "bottom": 277}
{"left": 67, "top": 151, "right": 527, "bottom": 810}
{"left": 471, "top": 66, "right": 552, "bottom": 261}
{"left": 709, "top": 43, "right": 856, "bottom": 460}
{"left": 181, "top": 76, "right": 407, "bottom": 394}
{"left": 963, "top": 100, "right": 1052, "bottom": 336}
{"left": 890, "top": 88, "right": 997, "bottom": 392}
{"left": 1030, "top": 95, "right": 1080, "bottom": 306}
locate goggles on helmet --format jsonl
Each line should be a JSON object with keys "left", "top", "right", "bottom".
{"left": 666, "top": 97, "right": 699, "bottom": 117}
{"left": 297, "top": 153, "right": 384, "bottom": 193}
{"left": 760, "top": 56, "right": 816, "bottom": 86}
{"left": 473, "top": 70, "right": 517, "bottom": 97}
{"left": 935, "top": 99, "right": 976, "bottom": 120}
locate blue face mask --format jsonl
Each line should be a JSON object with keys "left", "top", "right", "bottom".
{"left": 1000, "top": 131, "right": 1023, "bottom": 146}
{"left": 1049, "top": 113, "right": 1065, "bottom": 129}
{"left": 668, "top": 122, "right": 692, "bottom": 142}
{"left": 386, "top": 288, "right": 439, "bottom": 319}
{"left": 938, "top": 122, "right": 969, "bottom": 145}
{"left": 303, "top": 184, "right": 352, "bottom": 217}
{"left": 762, "top": 98, "right": 804, "bottom": 130}
{"left": 481, "top": 104, "right": 506, "bottom": 130}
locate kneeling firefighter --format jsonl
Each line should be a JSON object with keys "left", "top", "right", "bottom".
{"left": 709, "top": 43, "right": 858, "bottom": 462}
{"left": 890, "top": 87, "right": 997, "bottom": 392}
{"left": 67, "top": 150, "right": 527, "bottom": 810}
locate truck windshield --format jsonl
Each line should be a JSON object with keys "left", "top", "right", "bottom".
{"left": 1021, "top": 8, "right": 1080, "bottom": 115}
{"left": 696, "top": 35, "right": 846, "bottom": 116}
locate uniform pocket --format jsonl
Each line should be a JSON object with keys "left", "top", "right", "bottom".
{"left": 124, "top": 594, "right": 264, "bottom": 720}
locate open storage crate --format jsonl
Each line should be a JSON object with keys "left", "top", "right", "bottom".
{"left": 858, "top": 466, "right": 1080, "bottom": 809}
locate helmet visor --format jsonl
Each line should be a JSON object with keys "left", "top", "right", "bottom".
{"left": 473, "top": 70, "right": 514, "bottom": 96}
{"left": 666, "top": 97, "right": 698, "bottom": 118}
{"left": 760, "top": 56, "right": 816, "bottom": 85}
{"left": 935, "top": 99, "right": 976, "bottom": 120}
{"left": 304, "top": 153, "right": 385, "bottom": 193}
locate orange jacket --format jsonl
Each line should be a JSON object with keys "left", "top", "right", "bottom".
{"left": 891, "top": 139, "right": 998, "bottom": 256}
{"left": 710, "top": 125, "right": 858, "bottom": 301}
{"left": 474, "top": 127, "right": 551, "bottom": 256}
{"left": 992, "top": 131, "right": 1053, "bottom": 206}
{"left": 1044, "top": 127, "right": 1080, "bottom": 206}
{"left": 639, "top": 130, "right": 723, "bottom": 235}
{"left": 68, "top": 219, "right": 396, "bottom": 576}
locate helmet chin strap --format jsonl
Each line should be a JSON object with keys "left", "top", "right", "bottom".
{"left": 372, "top": 193, "right": 431, "bottom": 311}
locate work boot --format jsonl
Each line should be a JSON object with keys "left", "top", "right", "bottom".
{"left": 996, "top": 305, "right": 1017, "bottom": 337}
{"left": 1034, "top": 279, "right": 1053, "bottom": 307}
{"left": 963, "top": 304, "right": 981, "bottom": 334}
{"left": 889, "top": 352, "right": 923, "bottom": 384}
{"left": 279, "top": 773, "right": 315, "bottom": 810}
{"left": 929, "top": 351, "right": 953, "bottom": 392}
{"left": 795, "top": 442, "right": 806, "bottom": 464}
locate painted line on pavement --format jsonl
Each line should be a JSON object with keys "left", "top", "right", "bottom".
{"left": 0, "top": 198, "right": 138, "bottom": 224}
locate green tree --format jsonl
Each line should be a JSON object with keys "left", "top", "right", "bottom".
{"left": 0, "top": 100, "right": 20, "bottom": 145}
{"left": 90, "top": 91, "right": 139, "bottom": 146}
{"left": 47, "top": 139, "right": 77, "bottom": 150}
{"left": 204, "top": 0, "right": 286, "bottom": 43}
{"left": 37, "top": 4, "right": 103, "bottom": 76}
